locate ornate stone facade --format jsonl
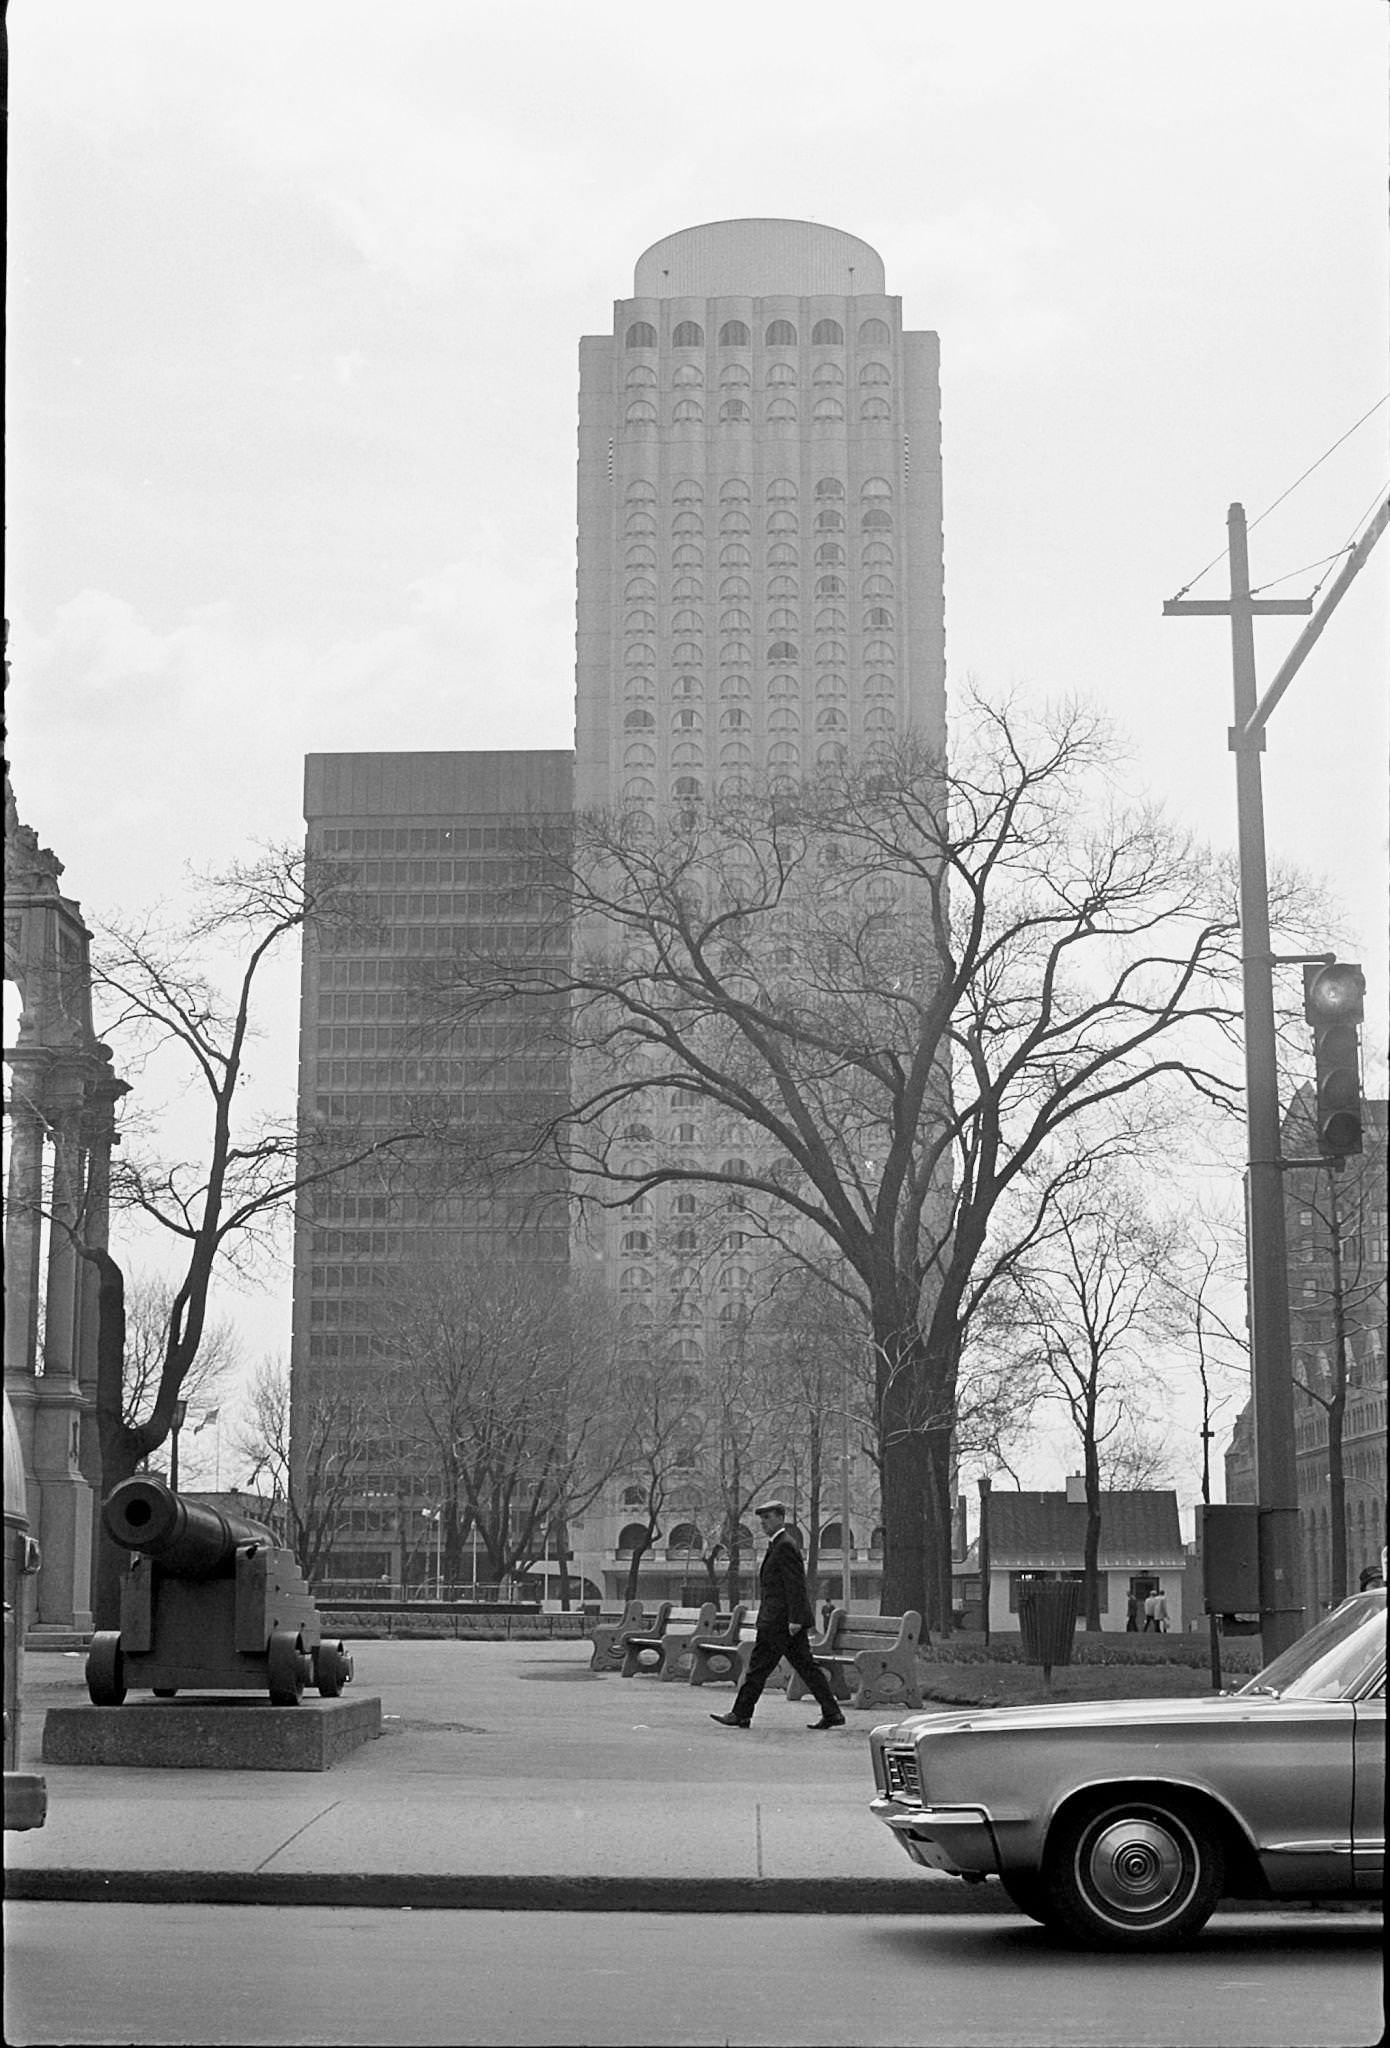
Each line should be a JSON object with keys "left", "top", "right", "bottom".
{"left": 4, "top": 774, "right": 128, "bottom": 1634}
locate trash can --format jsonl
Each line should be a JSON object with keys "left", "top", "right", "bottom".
{"left": 1016, "top": 1576, "right": 1081, "bottom": 1677}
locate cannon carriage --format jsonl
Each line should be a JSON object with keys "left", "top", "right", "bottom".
{"left": 87, "top": 1477, "right": 352, "bottom": 1708}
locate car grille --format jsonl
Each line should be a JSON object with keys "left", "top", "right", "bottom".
{"left": 883, "top": 1747, "right": 921, "bottom": 1801}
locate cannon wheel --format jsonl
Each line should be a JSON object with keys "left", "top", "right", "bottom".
{"left": 267, "top": 1629, "right": 307, "bottom": 1706}
{"left": 313, "top": 1639, "right": 348, "bottom": 1698}
{"left": 87, "top": 1632, "right": 127, "bottom": 1706}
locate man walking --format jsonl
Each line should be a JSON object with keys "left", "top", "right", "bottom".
{"left": 710, "top": 1500, "right": 845, "bottom": 1731}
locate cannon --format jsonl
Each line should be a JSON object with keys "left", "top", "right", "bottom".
{"left": 87, "top": 1476, "right": 352, "bottom": 1708}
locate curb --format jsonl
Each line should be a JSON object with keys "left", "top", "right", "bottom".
{"left": 4, "top": 1870, "right": 1383, "bottom": 1916}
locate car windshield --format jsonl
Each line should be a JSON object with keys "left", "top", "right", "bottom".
{"left": 1238, "top": 1590, "right": 1386, "bottom": 1701}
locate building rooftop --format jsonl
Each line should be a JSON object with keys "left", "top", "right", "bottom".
{"left": 976, "top": 1490, "right": 1186, "bottom": 1570}
{"left": 633, "top": 218, "right": 886, "bottom": 298}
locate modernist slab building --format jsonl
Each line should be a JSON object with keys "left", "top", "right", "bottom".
{"left": 290, "top": 750, "right": 573, "bottom": 1590}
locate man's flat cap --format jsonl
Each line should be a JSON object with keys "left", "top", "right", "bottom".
{"left": 754, "top": 1499, "right": 787, "bottom": 1515}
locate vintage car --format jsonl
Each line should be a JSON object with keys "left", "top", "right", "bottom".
{"left": 869, "top": 1588, "right": 1385, "bottom": 1947}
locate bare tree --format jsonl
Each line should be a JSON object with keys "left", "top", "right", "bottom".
{"left": 232, "top": 1356, "right": 373, "bottom": 1583}
{"left": 1007, "top": 1175, "right": 1183, "bottom": 1629}
{"left": 120, "top": 1273, "right": 240, "bottom": 1481}
{"left": 426, "top": 694, "right": 1267, "bottom": 1626}
{"left": 82, "top": 846, "right": 434, "bottom": 1622}
{"left": 380, "top": 1264, "right": 631, "bottom": 1595}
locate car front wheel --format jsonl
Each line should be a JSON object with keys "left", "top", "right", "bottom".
{"left": 1044, "top": 1795, "right": 1224, "bottom": 1948}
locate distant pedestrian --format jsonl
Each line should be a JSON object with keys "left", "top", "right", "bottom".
{"left": 1143, "top": 1589, "right": 1169, "bottom": 1633}
{"left": 710, "top": 1501, "right": 845, "bottom": 1732}
{"left": 1125, "top": 1591, "right": 1139, "bottom": 1632}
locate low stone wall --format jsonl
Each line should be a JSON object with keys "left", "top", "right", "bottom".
{"left": 318, "top": 1606, "right": 592, "bottom": 1642}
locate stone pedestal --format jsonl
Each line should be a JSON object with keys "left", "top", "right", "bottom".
{"left": 41, "top": 1694, "right": 382, "bottom": 1772}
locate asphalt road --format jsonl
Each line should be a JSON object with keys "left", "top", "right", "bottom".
{"left": 4, "top": 1904, "right": 1382, "bottom": 2047}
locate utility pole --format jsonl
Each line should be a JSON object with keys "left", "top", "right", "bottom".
{"left": 1165, "top": 493, "right": 1388, "bottom": 1662}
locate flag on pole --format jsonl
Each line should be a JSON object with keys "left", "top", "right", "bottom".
{"left": 193, "top": 1408, "right": 221, "bottom": 1434}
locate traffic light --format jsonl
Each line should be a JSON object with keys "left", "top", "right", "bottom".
{"left": 1302, "top": 960, "right": 1365, "bottom": 1158}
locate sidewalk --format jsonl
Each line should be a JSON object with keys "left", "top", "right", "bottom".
{"left": 1, "top": 1638, "right": 1374, "bottom": 1917}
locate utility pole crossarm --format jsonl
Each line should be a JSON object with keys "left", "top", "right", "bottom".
{"left": 1163, "top": 598, "right": 1313, "bottom": 617}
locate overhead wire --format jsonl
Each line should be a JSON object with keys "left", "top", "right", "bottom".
{"left": 1166, "top": 393, "right": 1390, "bottom": 601}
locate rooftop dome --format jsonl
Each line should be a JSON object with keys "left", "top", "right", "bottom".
{"left": 633, "top": 219, "right": 885, "bottom": 298}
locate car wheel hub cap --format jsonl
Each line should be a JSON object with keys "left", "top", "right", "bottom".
{"left": 1087, "top": 1819, "right": 1186, "bottom": 1915}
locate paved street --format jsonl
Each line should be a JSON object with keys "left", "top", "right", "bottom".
{"left": 5, "top": 1904, "right": 1383, "bottom": 2047}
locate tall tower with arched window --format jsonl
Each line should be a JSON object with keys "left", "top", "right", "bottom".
{"left": 575, "top": 219, "right": 945, "bottom": 813}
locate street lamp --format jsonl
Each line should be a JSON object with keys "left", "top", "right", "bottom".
{"left": 422, "top": 1508, "right": 443, "bottom": 1598}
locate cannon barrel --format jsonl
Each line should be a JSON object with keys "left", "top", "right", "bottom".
{"left": 102, "top": 1476, "right": 275, "bottom": 1579}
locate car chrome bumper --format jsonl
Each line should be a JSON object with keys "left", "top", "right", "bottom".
{"left": 870, "top": 1796, "right": 999, "bottom": 1876}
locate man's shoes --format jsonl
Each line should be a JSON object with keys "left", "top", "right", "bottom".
{"left": 709, "top": 1712, "right": 751, "bottom": 1728}
{"left": 807, "top": 1712, "right": 846, "bottom": 1729}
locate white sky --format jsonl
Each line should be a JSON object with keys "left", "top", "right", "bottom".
{"left": 5, "top": 0, "right": 1388, "bottom": 1505}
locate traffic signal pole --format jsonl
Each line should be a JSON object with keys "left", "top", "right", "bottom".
{"left": 1165, "top": 494, "right": 1388, "bottom": 1662}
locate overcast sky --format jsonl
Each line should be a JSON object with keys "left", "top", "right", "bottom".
{"left": 5, "top": 0, "right": 1387, "bottom": 1500}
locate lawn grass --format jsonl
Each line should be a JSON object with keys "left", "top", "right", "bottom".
{"left": 915, "top": 1627, "right": 1263, "bottom": 1708}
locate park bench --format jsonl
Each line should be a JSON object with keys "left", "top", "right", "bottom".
{"left": 619, "top": 1603, "right": 706, "bottom": 1678}
{"left": 589, "top": 1599, "right": 672, "bottom": 1673}
{"left": 785, "top": 1607, "right": 925, "bottom": 1710}
{"left": 682, "top": 1603, "right": 748, "bottom": 1686}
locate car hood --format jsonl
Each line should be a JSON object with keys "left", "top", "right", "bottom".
{"left": 877, "top": 1692, "right": 1303, "bottom": 1742}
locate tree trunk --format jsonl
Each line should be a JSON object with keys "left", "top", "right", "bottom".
{"left": 1083, "top": 1439, "right": 1103, "bottom": 1631}
{"left": 876, "top": 1322, "right": 954, "bottom": 1633}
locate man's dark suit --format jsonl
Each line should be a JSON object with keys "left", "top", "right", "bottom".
{"left": 729, "top": 1528, "right": 841, "bottom": 1724}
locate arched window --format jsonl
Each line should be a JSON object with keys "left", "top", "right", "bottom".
{"left": 864, "top": 606, "right": 893, "bottom": 628}
{"left": 719, "top": 542, "right": 751, "bottom": 567}
{"left": 813, "top": 397, "right": 845, "bottom": 421}
{"left": 767, "top": 510, "right": 798, "bottom": 533}
{"left": 767, "top": 573, "right": 799, "bottom": 596}
{"left": 859, "top": 361, "right": 891, "bottom": 385}
{"left": 673, "top": 363, "right": 703, "bottom": 387}
{"left": 768, "top": 398, "right": 798, "bottom": 422}
{"left": 625, "top": 364, "right": 657, "bottom": 388}
{"left": 861, "top": 476, "right": 893, "bottom": 497}
{"left": 672, "top": 320, "right": 704, "bottom": 347}
{"left": 858, "top": 317, "right": 891, "bottom": 344}
{"left": 812, "top": 361, "right": 844, "bottom": 385}
{"left": 720, "top": 478, "right": 751, "bottom": 500}
{"left": 815, "top": 508, "right": 845, "bottom": 530}
{"left": 673, "top": 776, "right": 702, "bottom": 800}
{"left": 667, "top": 1522, "right": 702, "bottom": 1552}
{"left": 720, "top": 507, "right": 752, "bottom": 532}
{"left": 719, "top": 575, "right": 752, "bottom": 599}
{"left": 673, "top": 398, "right": 703, "bottom": 422}
{"left": 815, "top": 477, "right": 845, "bottom": 498}
{"left": 719, "top": 363, "right": 751, "bottom": 388}
{"left": 625, "top": 400, "right": 657, "bottom": 425}
{"left": 815, "top": 541, "right": 845, "bottom": 564}
{"left": 617, "top": 1522, "right": 650, "bottom": 1553}
{"left": 769, "top": 704, "right": 800, "bottom": 730}
{"left": 862, "top": 508, "right": 894, "bottom": 529}
{"left": 816, "top": 705, "right": 848, "bottom": 731}
{"left": 718, "top": 320, "right": 751, "bottom": 346}
{"left": 819, "top": 1521, "right": 853, "bottom": 1550}
{"left": 767, "top": 640, "right": 798, "bottom": 662}
{"left": 812, "top": 318, "right": 844, "bottom": 345}
{"left": 815, "top": 575, "right": 845, "bottom": 597}
{"left": 621, "top": 1229, "right": 652, "bottom": 1253}
{"left": 673, "top": 675, "right": 702, "bottom": 698}
{"left": 766, "top": 541, "right": 797, "bottom": 565}
{"left": 861, "top": 397, "right": 891, "bottom": 421}
{"left": 719, "top": 398, "right": 750, "bottom": 422}
{"left": 626, "top": 321, "right": 658, "bottom": 348}
{"left": 765, "top": 319, "right": 798, "bottom": 345}
{"left": 766, "top": 361, "right": 797, "bottom": 386}
{"left": 623, "top": 708, "right": 655, "bottom": 730}
{"left": 673, "top": 478, "right": 703, "bottom": 502}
